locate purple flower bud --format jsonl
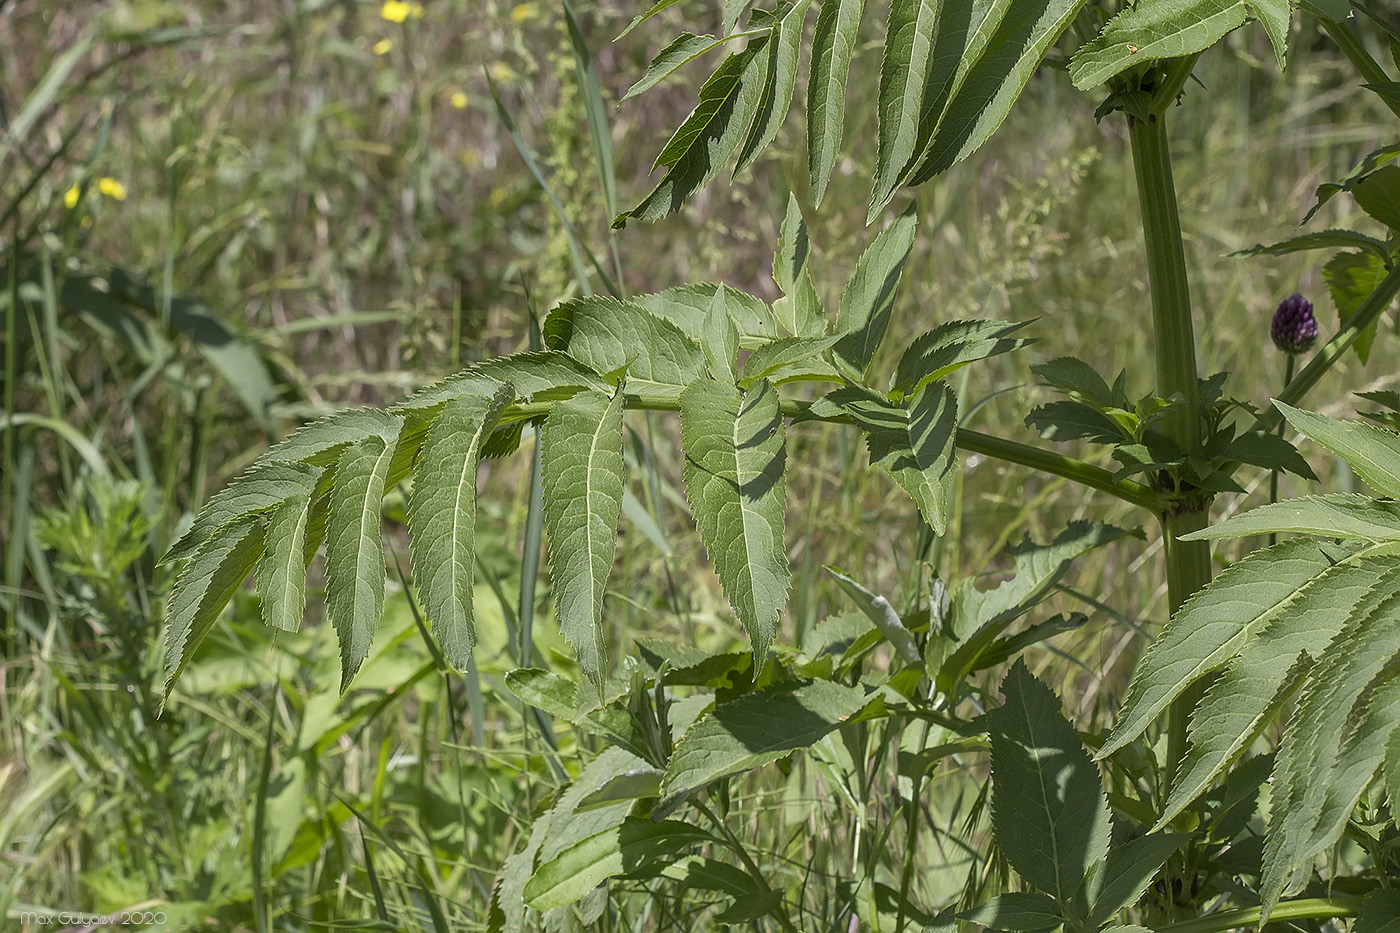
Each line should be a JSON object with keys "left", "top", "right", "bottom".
{"left": 1271, "top": 293, "right": 1317, "bottom": 354}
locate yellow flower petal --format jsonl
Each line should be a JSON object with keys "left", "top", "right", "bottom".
{"left": 380, "top": 0, "right": 410, "bottom": 23}
{"left": 373, "top": 38, "right": 393, "bottom": 55}
{"left": 510, "top": 3, "right": 537, "bottom": 23}
{"left": 97, "top": 177, "right": 128, "bottom": 201}
{"left": 408, "top": 1, "right": 424, "bottom": 18}
{"left": 63, "top": 184, "right": 81, "bottom": 209}
{"left": 450, "top": 91, "right": 468, "bottom": 110}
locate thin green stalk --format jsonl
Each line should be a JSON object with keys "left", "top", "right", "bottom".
{"left": 1321, "top": 17, "right": 1400, "bottom": 121}
{"left": 1151, "top": 895, "right": 1361, "bottom": 933}
{"left": 693, "top": 798, "right": 800, "bottom": 933}
{"left": 1267, "top": 354, "right": 1296, "bottom": 549}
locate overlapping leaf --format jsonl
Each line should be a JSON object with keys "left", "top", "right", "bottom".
{"left": 1071, "top": 0, "right": 1249, "bottom": 90}
{"left": 834, "top": 206, "right": 918, "bottom": 380}
{"left": 544, "top": 296, "right": 704, "bottom": 395}
{"left": 808, "top": 0, "right": 863, "bottom": 205}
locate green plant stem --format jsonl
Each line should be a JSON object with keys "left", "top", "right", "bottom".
{"left": 1267, "top": 354, "right": 1296, "bottom": 549}
{"left": 1149, "top": 54, "right": 1201, "bottom": 116}
{"left": 1321, "top": 17, "right": 1400, "bottom": 121}
{"left": 1128, "top": 110, "right": 1213, "bottom": 788}
{"left": 1151, "top": 896, "right": 1361, "bottom": 933}
{"left": 503, "top": 394, "right": 1165, "bottom": 512}
{"left": 693, "top": 798, "right": 799, "bottom": 933}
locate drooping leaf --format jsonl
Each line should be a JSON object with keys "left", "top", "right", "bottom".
{"left": 541, "top": 390, "right": 626, "bottom": 687}
{"left": 164, "top": 460, "right": 321, "bottom": 563}
{"left": 1070, "top": 0, "right": 1248, "bottom": 90}
{"left": 615, "top": 37, "right": 772, "bottom": 227}
{"left": 893, "top": 319, "right": 1034, "bottom": 396}
{"left": 834, "top": 205, "right": 918, "bottom": 379}
{"left": 1231, "top": 229, "right": 1392, "bottom": 261}
{"left": 622, "top": 31, "right": 761, "bottom": 102}
{"left": 958, "top": 892, "right": 1065, "bottom": 930}
{"left": 326, "top": 427, "right": 402, "bottom": 690}
{"left": 256, "top": 474, "right": 320, "bottom": 633}
{"left": 1248, "top": 0, "right": 1291, "bottom": 69}
{"left": 1178, "top": 494, "right": 1400, "bottom": 543}
{"left": 986, "top": 660, "right": 1111, "bottom": 903}
{"left": 702, "top": 285, "right": 741, "bottom": 383}
{"left": 1098, "top": 539, "right": 1343, "bottom": 758}
{"left": 544, "top": 296, "right": 703, "bottom": 397}
{"left": 824, "top": 565, "right": 922, "bottom": 664}
{"left": 1323, "top": 250, "right": 1388, "bottom": 364}
{"left": 163, "top": 520, "right": 265, "bottom": 699}
{"left": 808, "top": 0, "right": 864, "bottom": 206}
{"left": 524, "top": 819, "right": 713, "bottom": 910}
{"left": 1352, "top": 163, "right": 1400, "bottom": 231}
{"left": 680, "top": 377, "right": 789, "bottom": 661}
{"left": 660, "top": 680, "right": 870, "bottom": 806}
{"left": 407, "top": 387, "right": 513, "bottom": 672}
{"left": 734, "top": 0, "right": 813, "bottom": 176}
{"left": 1276, "top": 403, "right": 1400, "bottom": 498}
{"left": 1086, "top": 832, "right": 1187, "bottom": 926}
{"left": 870, "top": 0, "right": 940, "bottom": 218}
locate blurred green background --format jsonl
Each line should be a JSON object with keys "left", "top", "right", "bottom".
{"left": 2, "top": 0, "right": 1395, "bottom": 929}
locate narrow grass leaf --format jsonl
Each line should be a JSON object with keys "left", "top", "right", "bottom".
{"left": 1099, "top": 539, "right": 1340, "bottom": 758}
{"left": 661, "top": 680, "right": 870, "bottom": 806}
{"left": 734, "top": 0, "right": 812, "bottom": 177}
{"left": 1277, "top": 403, "right": 1400, "bottom": 498}
{"left": 808, "top": 0, "right": 863, "bottom": 206}
{"left": 326, "top": 430, "right": 402, "bottom": 691}
{"left": 1071, "top": 0, "right": 1248, "bottom": 90}
{"left": 987, "top": 660, "right": 1111, "bottom": 903}
{"left": 524, "top": 819, "right": 713, "bottom": 910}
{"left": 870, "top": 0, "right": 940, "bottom": 219}
{"left": 680, "top": 377, "right": 789, "bottom": 662}
{"left": 834, "top": 205, "right": 918, "bottom": 379}
{"left": 542, "top": 390, "right": 626, "bottom": 687}
{"left": 408, "top": 386, "right": 513, "bottom": 672}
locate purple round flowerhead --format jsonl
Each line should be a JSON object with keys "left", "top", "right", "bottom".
{"left": 1271, "top": 293, "right": 1318, "bottom": 354}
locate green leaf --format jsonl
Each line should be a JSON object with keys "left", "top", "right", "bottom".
{"left": 772, "top": 194, "right": 828, "bottom": 337}
{"left": 543, "top": 296, "right": 703, "bottom": 397}
{"left": 163, "top": 521, "right": 265, "bottom": 699}
{"left": 734, "top": 0, "right": 812, "bottom": 176}
{"left": 1323, "top": 250, "right": 1388, "bottom": 364}
{"left": 835, "top": 205, "right": 918, "bottom": 379}
{"left": 165, "top": 461, "right": 321, "bottom": 564}
{"left": 633, "top": 282, "right": 779, "bottom": 342}
{"left": 660, "top": 680, "right": 870, "bottom": 806}
{"left": 808, "top": 0, "right": 863, "bottom": 206}
{"left": 1179, "top": 494, "right": 1400, "bottom": 542}
{"left": 1307, "top": 142, "right": 1400, "bottom": 224}
{"left": 1232, "top": 229, "right": 1392, "bottom": 261}
{"left": 1099, "top": 539, "right": 1343, "bottom": 758}
{"left": 617, "top": 0, "right": 686, "bottom": 39}
{"left": 1086, "top": 832, "right": 1187, "bottom": 925}
{"left": 1353, "top": 163, "right": 1400, "bottom": 230}
{"left": 832, "top": 381, "right": 958, "bottom": 534}
{"left": 622, "top": 31, "right": 760, "bottom": 102}
{"left": 1248, "top": 0, "right": 1291, "bottom": 69}
{"left": 408, "top": 387, "right": 513, "bottom": 672}
{"left": 893, "top": 319, "right": 1033, "bottom": 396}
{"left": 1070, "top": 0, "right": 1248, "bottom": 90}
{"left": 1160, "top": 555, "right": 1385, "bottom": 826}
{"left": 742, "top": 336, "right": 841, "bottom": 386}
{"left": 1223, "top": 429, "right": 1318, "bottom": 481}
{"left": 987, "top": 659, "right": 1111, "bottom": 903}
{"left": 1296, "top": 0, "right": 1349, "bottom": 20}
{"left": 1031, "top": 356, "right": 1118, "bottom": 407}
{"left": 504, "top": 668, "right": 580, "bottom": 720}
{"left": 524, "top": 818, "right": 710, "bottom": 909}
{"left": 1276, "top": 403, "right": 1400, "bottom": 498}
{"left": 870, "top": 0, "right": 940, "bottom": 218}
{"left": 614, "top": 37, "right": 771, "bottom": 227}
{"left": 824, "top": 565, "right": 922, "bottom": 664}
{"left": 1262, "top": 573, "right": 1400, "bottom": 915}
{"left": 703, "top": 286, "right": 741, "bottom": 383}
{"left": 326, "top": 429, "right": 402, "bottom": 690}
{"left": 576, "top": 769, "right": 664, "bottom": 811}
{"left": 1025, "top": 400, "right": 1131, "bottom": 444}
{"left": 902, "top": 0, "right": 1093, "bottom": 188}
{"left": 541, "top": 390, "right": 626, "bottom": 688}
{"left": 1358, "top": 890, "right": 1400, "bottom": 933}
{"left": 680, "top": 378, "right": 789, "bottom": 662}
{"left": 256, "top": 474, "right": 320, "bottom": 633}
{"left": 958, "top": 892, "right": 1064, "bottom": 930}
{"left": 397, "top": 352, "right": 607, "bottom": 414}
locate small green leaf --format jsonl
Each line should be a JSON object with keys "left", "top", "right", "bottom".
{"left": 1323, "top": 250, "right": 1387, "bottom": 364}
{"left": 958, "top": 892, "right": 1064, "bottom": 930}
{"left": 576, "top": 769, "right": 664, "bottom": 811}
{"left": 703, "top": 286, "right": 741, "bottom": 383}
{"left": 1353, "top": 164, "right": 1400, "bottom": 230}
{"left": 541, "top": 389, "right": 626, "bottom": 687}
{"left": 808, "top": 0, "right": 863, "bottom": 205}
{"left": 660, "top": 680, "right": 870, "bottom": 806}
{"left": 524, "top": 818, "right": 712, "bottom": 910}
{"left": 772, "top": 194, "right": 828, "bottom": 337}
{"left": 326, "top": 428, "right": 402, "bottom": 691}
{"left": 408, "top": 387, "right": 513, "bottom": 672}
{"left": 1087, "top": 832, "right": 1187, "bottom": 925}
{"left": 1026, "top": 400, "right": 1130, "bottom": 444}
{"left": 832, "top": 381, "right": 958, "bottom": 533}
{"left": 164, "top": 521, "right": 265, "bottom": 699}
{"left": 835, "top": 205, "right": 918, "bottom": 379}
{"left": 1277, "top": 403, "right": 1400, "bottom": 498}
{"left": 634, "top": 282, "right": 779, "bottom": 342}
{"left": 1031, "top": 356, "right": 1118, "bottom": 407}
{"left": 824, "top": 565, "right": 922, "bottom": 665}
{"left": 680, "top": 377, "right": 790, "bottom": 662}
{"left": 165, "top": 460, "right": 321, "bottom": 564}
{"left": 1295, "top": 0, "right": 1349, "bottom": 21}
{"left": 987, "top": 659, "right": 1111, "bottom": 904}
{"left": 734, "top": 0, "right": 812, "bottom": 177}
{"left": 1071, "top": 0, "right": 1248, "bottom": 90}
{"left": 1223, "top": 429, "right": 1318, "bottom": 481}
{"left": 622, "top": 31, "right": 760, "bottom": 102}
{"left": 1179, "top": 494, "right": 1400, "bottom": 542}
{"left": 893, "top": 319, "right": 1034, "bottom": 396}
{"left": 743, "top": 336, "right": 840, "bottom": 386}
{"left": 504, "top": 668, "right": 579, "bottom": 720}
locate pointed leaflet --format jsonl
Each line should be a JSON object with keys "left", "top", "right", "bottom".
{"left": 834, "top": 205, "right": 918, "bottom": 379}
{"left": 543, "top": 296, "right": 703, "bottom": 397}
{"left": 1160, "top": 555, "right": 1386, "bottom": 826}
{"left": 831, "top": 381, "right": 958, "bottom": 534}
{"left": 1357, "top": 891, "right": 1400, "bottom": 933}
{"left": 1099, "top": 539, "right": 1340, "bottom": 758}
{"left": 986, "top": 660, "right": 1111, "bottom": 904}
{"left": 622, "top": 31, "right": 761, "bottom": 102}
{"left": 660, "top": 680, "right": 870, "bottom": 807}
{"left": 326, "top": 424, "right": 402, "bottom": 691}
{"left": 893, "top": 319, "right": 1034, "bottom": 396}
{"left": 524, "top": 819, "right": 713, "bottom": 910}
{"left": 163, "top": 520, "right": 265, "bottom": 698}
{"left": 1178, "top": 494, "right": 1400, "bottom": 543}
{"left": 772, "top": 193, "right": 827, "bottom": 338}
{"left": 958, "top": 893, "right": 1065, "bottom": 929}
{"left": 825, "top": 565, "right": 922, "bottom": 664}
{"left": 808, "top": 0, "right": 862, "bottom": 206}
{"left": 541, "top": 390, "right": 625, "bottom": 688}
{"left": 1070, "top": 0, "right": 1248, "bottom": 90}
{"left": 165, "top": 460, "right": 321, "bottom": 563}
{"left": 256, "top": 467, "right": 321, "bottom": 633}
{"left": 870, "top": 0, "right": 940, "bottom": 219}
{"left": 614, "top": 36, "right": 771, "bottom": 227}
{"left": 703, "top": 285, "right": 741, "bottom": 383}
{"left": 408, "top": 386, "right": 513, "bottom": 672}
{"left": 1277, "top": 403, "right": 1400, "bottom": 499}
{"left": 633, "top": 282, "right": 779, "bottom": 342}
{"left": 734, "top": 0, "right": 812, "bottom": 177}
{"left": 1086, "top": 832, "right": 1188, "bottom": 926}
{"left": 742, "top": 336, "right": 840, "bottom": 386}
{"left": 1248, "top": 0, "right": 1290, "bottom": 69}
{"left": 680, "top": 377, "right": 789, "bottom": 662}
{"left": 1324, "top": 250, "right": 1387, "bottom": 364}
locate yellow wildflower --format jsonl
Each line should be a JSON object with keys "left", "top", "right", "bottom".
{"left": 97, "top": 177, "right": 128, "bottom": 201}
{"left": 450, "top": 90, "right": 468, "bottom": 110}
{"left": 510, "top": 3, "right": 537, "bottom": 22}
{"left": 380, "top": 0, "right": 423, "bottom": 23}
{"left": 373, "top": 38, "right": 393, "bottom": 55}
{"left": 63, "top": 184, "right": 81, "bottom": 209}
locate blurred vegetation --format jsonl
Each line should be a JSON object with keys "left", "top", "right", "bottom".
{"left": 2, "top": 0, "right": 1396, "bottom": 929}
